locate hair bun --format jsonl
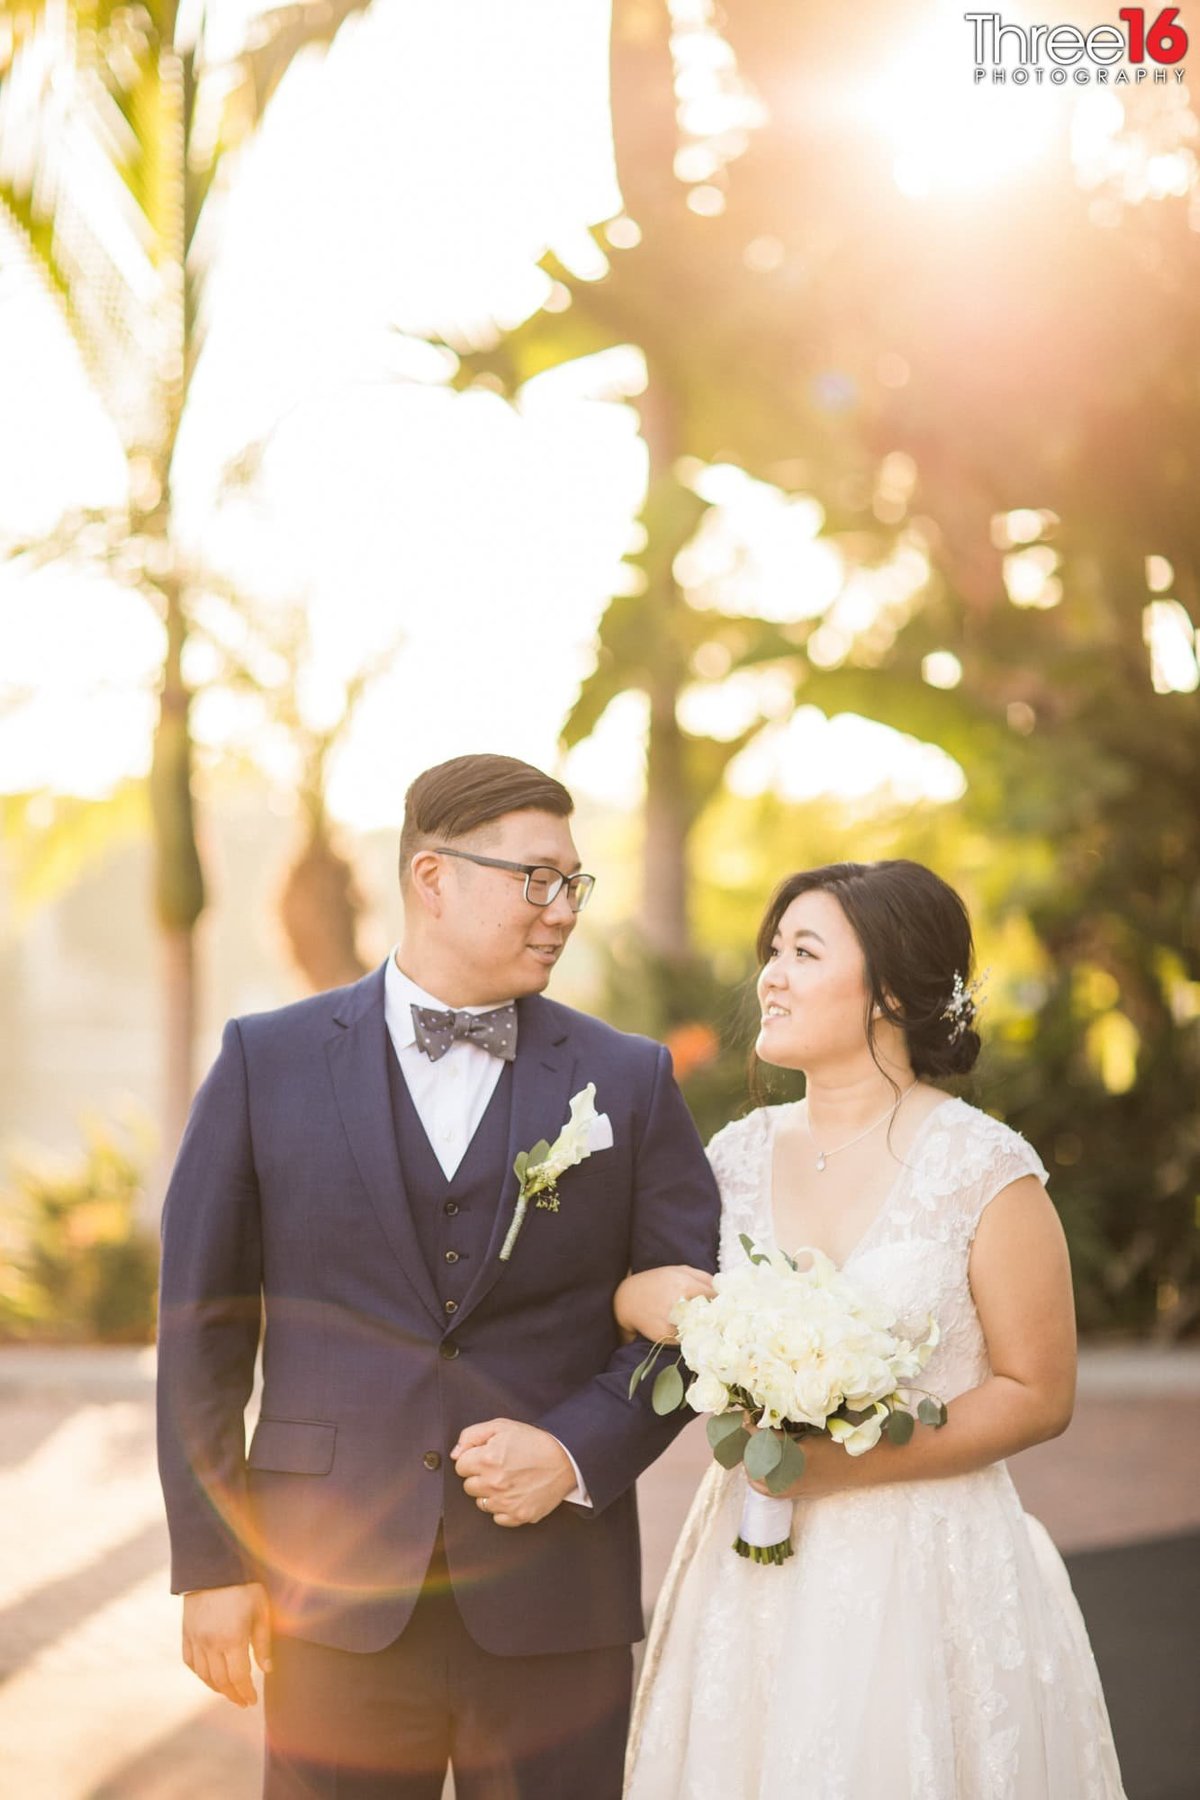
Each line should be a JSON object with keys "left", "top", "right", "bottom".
{"left": 912, "top": 1023, "right": 981, "bottom": 1080}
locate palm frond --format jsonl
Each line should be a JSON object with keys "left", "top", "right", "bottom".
{"left": 0, "top": 2, "right": 172, "bottom": 447}
{"left": 0, "top": 0, "right": 374, "bottom": 453}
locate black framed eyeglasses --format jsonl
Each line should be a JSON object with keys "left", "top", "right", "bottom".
{"left": 434, "top": 848, "right": 596, "bottom": 912}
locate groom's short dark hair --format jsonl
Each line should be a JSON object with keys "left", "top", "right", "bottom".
{"left": 399, "top": 754, "right": 574, "bottom": 883}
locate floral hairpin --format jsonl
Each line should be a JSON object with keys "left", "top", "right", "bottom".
{"left": 942, "top": 968, "right": 989, "bottom": 1041}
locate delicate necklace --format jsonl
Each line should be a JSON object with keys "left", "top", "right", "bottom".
{"left": 806, "top": 1086, "right": 915, "bottom": 1172}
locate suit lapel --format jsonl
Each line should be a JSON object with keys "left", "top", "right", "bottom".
{"left": 451, "top": 993, "right": 575, "bottom": 1328}
{"left": 325, "top": 968, "right": 445, "bottom": 1329}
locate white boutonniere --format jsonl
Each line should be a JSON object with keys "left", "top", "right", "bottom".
{"left": 499, "top": 1082, "right": 613, "bottom": 1261}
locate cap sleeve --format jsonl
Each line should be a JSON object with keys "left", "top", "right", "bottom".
{"left": 968, "top": 1114, "right": 1050, "bottom": 1238}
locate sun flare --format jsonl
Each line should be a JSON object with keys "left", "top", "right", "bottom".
{"left": 866, "top": 10, "right": 1064, "bottom": 197}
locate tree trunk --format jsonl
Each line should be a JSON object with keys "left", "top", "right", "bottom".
{"left": 279, "top": 827, "right": 371, "bottom": 993}
{"left": 160, "top": 923, "right": 197, "bottom": 1161}
{"left": 635, "top": 351, "right": 694, "bottom": 958}
{"left": 642, "top": 668, "right": 691, "bottom": 956}
{"left": 148, "top": 582, "right": 205, "bottom": 1172}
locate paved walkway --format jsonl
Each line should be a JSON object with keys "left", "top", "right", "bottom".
{"left": 0, "top": 1345, "right": 1197, "bottom": 1799}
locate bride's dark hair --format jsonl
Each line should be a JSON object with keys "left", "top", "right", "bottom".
{"left": 755, "top": 859, "right": 982, "bottom": 1082}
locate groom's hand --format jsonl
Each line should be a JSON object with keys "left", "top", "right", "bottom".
{"left": 182, "top": 1581, "right": 272, "bottom": 1707}
{"left": 452, "top": 1419, "right": 576, "bottom": 1527}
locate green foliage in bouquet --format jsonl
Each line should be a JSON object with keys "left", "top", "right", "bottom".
{"left": 628, "top": 1229, "right": 950, "bottom": 1568}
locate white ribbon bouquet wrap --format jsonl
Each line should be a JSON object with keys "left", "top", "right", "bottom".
{"left": 631, "top": 1235, "right": 946, "bottom": 1564}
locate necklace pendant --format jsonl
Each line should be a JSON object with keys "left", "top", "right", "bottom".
{"left": 816, "top": 1152, "right": 827, "bottom": 1172}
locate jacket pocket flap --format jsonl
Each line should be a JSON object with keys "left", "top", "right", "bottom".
{"left": 248, "top": 1417, "right": 336, "bottom": 1475}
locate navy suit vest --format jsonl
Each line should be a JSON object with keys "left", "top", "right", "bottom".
{"left": 386, "top": 1048, "right": 514, "bottom": 1314}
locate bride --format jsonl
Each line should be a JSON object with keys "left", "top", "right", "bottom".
{"left": 618, "top": 859, "right": 1125, "bottom": 1799}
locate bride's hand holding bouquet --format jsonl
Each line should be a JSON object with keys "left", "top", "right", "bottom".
{"left": 626, "top": 1235, "right": 947, "bottom": 1564}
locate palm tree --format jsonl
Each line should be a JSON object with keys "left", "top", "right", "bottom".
{"left": 431, "top": 0, "right": 883, "bottom": 959}
{"left": 0, "top": 0, "right": 371, "bottom": 1158}
{"left": 194, "top": 579, "right": 393, "bottom": 993}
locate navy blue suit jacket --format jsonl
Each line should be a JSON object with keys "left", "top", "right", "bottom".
{"left": 156, "top": 965, "right": 721, "bottom": 1655}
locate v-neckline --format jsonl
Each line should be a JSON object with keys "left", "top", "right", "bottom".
{"left": 763, "top": 1095, "right": 959, "bottom": 1269}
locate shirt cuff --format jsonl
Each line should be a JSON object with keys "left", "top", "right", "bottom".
{"left": 551, "top": 1435, "right": 593, "bottom": 1508}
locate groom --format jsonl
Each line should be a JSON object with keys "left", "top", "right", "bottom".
{"left": 157, "top": 753, "right": 721, "bottom": 1798}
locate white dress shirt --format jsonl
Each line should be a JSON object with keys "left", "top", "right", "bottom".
{"left": 383, "top": 952, "right": 591, "bottom": 1506}
{"left": 384, "top": 956, "right": 511, "bottom": 1180}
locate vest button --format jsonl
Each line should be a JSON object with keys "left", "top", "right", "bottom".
{"left": 444, "top": 1299, "right": 458, "bottom": 1314}
{"left": 440, "top": 1342, "right": 460, "bottom": 1360}
{"left": 444, "top": 1201, "right": 460, "bottom": 1216}
{"left": 444, "top": 1250, "right": 460, "bottom": 1264}
{"left": 423, "top": 1451, "right": 441, "bottom": 1471}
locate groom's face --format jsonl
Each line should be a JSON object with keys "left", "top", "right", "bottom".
{"left": 429, "top": 807, "right": 583, "bottom": 1002}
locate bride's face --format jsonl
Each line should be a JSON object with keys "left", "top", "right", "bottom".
{"left": 755, "top": 889, "right": 874, "bottom": 1072}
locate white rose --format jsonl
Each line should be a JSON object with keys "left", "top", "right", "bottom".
{"left": 687, "top": 1372, "right": 731, "bottom": 1415}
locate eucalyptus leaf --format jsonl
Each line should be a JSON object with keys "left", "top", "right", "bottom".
{"left": 706, "top": 1411, "right": 747, "bottom": 1449}
{"left": 918, "top": 1397, "right": 946, "bottom": 1428}
{"left": 652, "top": 1362, "right": 685, "bottom": 1415}
{"left": 744, "top": 1430, "right": 784, "bottom": 1479}
{"left": 626, "top": 1338, "right": 665, "bottom": 1400}
{"left": 885, "top": 1408, "right": 915, "bottom": 1446}
{"left": 712, "top": 1426, "right": 750, "bottom": 1470}
{"left": 738, "top": 1232, "right": 768, "bottom": 1266}
{"left": 528, "top": 1139, "right": 552, "bottom": 1167}
{"left": 766, "top": 1435, "right": 806, "bottom": 1495}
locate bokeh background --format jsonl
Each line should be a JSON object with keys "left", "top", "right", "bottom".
{"left": 1, "top": 0, "right": 1198, "bottom": 1793}
{"left": 3, "top": 0, "right": 1197, "bottom": 1345}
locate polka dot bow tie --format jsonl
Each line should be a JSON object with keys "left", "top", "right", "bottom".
{"left": 410, "top": 1001, "right": 518, "bottom": 1063}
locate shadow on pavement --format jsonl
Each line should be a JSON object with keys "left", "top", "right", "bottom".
{"left": 1066, "top": 1531, "right": 1200, "bottom": 1800}
{"left": 82, "top": 1532, "right": 1199, "bottom": 1800}
{"left": 0, "top": 1519, "right": 167, "bottom": 1683}
{"left": 88, "top": 1697, "right": 261, "bottom": 1800}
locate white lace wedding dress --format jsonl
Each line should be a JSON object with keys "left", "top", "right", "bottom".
{"left": 625, "top": 1097, "right": 1126, "bottom": 1800}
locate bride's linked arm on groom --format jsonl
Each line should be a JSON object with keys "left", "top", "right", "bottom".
{"left": 454, "top": 1257, "right": 715, "bottom": 1528}
{"left": 743, "top": 1171, "right": 1078, "bottom": 1502}
{"left": 453, "top": 1041, "right": 722, "bottom": 1529}
{"left": 614, "top": 1263, "right": 716, "bottom": 1345}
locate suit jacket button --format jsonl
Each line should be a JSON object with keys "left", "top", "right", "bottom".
{"left": 444, "top": 1201, "right": 460, "bottom": 1216}
{"left": 444, "top": 1250, "right": 460, "bottom": 1264}
{"left": 444, "top": 1299, "right": 458, "bottom": 1314}
{"left": 423, "top": 1451, "right": 442, "bottom": 1471}
{"left": 440, "top": 1342, "right": 460, "bottom": 1360}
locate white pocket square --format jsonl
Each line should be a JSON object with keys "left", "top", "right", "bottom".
{"left": 587, "top": 1112, "right": 614, "bottom": 1153}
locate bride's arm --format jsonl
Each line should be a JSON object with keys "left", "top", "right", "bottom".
{"left": 614, "top": 1266, "right": 716, "bottom": 1344}
{"left": 749, "top": 1175, "right": 1076, "bottom": 1498}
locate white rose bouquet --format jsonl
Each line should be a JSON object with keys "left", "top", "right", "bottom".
{"left": 630, "top": 1234, "right": 946, "bottom": 1565}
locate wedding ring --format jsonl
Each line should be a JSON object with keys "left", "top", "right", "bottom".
{"left": 479, "top": 1497, "right": 489, "bottom": 1511}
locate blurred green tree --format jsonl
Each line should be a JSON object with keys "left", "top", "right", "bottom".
{"left": 430, "top": 0, "right": 879, "bottom": 959}
{"left": 0, "top": 1115, "right": 158, "bottom": 1342}
{"left": 445, "top": 0, "right": 1199, "bottom": 1331}
{"left": 0, "top": 0, "right": 372, "bottom": 1156}
{"left": 715, "top": 2, "right": 1200, "bottom": 1335}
